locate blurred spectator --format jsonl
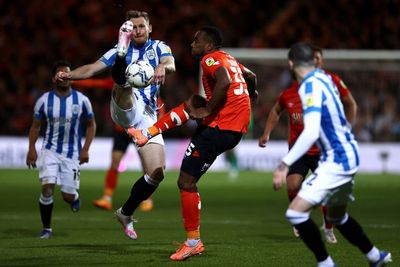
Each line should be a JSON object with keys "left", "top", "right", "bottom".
{"left": 1, "top": 0, "right": 400, "bottom": 142}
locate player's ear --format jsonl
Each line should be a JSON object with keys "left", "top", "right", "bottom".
{"left": 205, "top": 42, "right": 213, "bottom": 51}
{"left": 148, "top": 24, "right": 152, "bottom": 34}
{"left": 288, "top": 59, "right": 294, "bottom": 70}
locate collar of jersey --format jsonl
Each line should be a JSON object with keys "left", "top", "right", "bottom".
{"left": 131, "top": 38, "right": 152, "bottom": 50}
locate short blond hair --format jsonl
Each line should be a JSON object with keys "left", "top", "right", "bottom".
{"left": 126, "top": 10, "right": 150, "bottom": 23}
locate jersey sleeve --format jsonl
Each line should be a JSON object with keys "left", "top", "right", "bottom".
{"left": 277, "top": 91, "right": 286, "bottom": 109}
{"left": 301, "top": 80, "right": 323, "bottom": 115}
{"left": 331, "top": 74, "right": 350, "bottom": 97}
{"left": 33, "top": 95, "right": 46, "bottom": 120}
{"left": 201, "top": 53, "right": 224, "bottom": 77}
{"left": 99, "top": 46, "right": 117, "bottom": 67}
{"left": 81, "top": 95, "right": 94, "bottom": 119}
{"left": 156, "top": 41, "right": 173, "bottom": 58}
{"left": 282, "top": 80, "right": 323, "bottom": 166}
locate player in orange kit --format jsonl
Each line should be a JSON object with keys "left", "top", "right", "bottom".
{"left": 130, "top": 26, "right": 258, "bottom": 261}
{"left": 258, "top": 45, "right": 357, "bottom": 243}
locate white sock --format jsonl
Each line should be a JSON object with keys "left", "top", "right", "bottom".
{"left": 366, "top": 246, "right": 380, "bottom": 262}
{"left": 318, "top": 256, "right": 335, "bottom": 267}
{"left": 103, "top": 196, "right": 112, "bottom": 202}
{"left": 186, "top": 239, "right": 200, "bottom": 247}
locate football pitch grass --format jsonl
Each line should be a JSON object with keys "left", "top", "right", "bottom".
{"left": 0, "top": 169, "right": 398, "bottom": 267}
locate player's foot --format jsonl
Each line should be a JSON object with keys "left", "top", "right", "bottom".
{"left": 170, "top": 240, "right": 204, "bottom": 261}
{"left": 369, "top": 251, "right": 392, "bottom": 267}
{"left": 93, "top": 198, "right": 112, "bottom": 211}
{"left": 139, "top": 198, "right": 153, "bottom": 212}
{"left": 71, "top": 198, "right": 81, "bottom": 212}
{"left": 114, "top": 208, "right": 137, "bottom": 240}
{"left": 323, "top": 228, "right": 337, "bottom": 244}
{"left": 117, "top": 20, "right": 133, "bottom": 57}
{"left": 293, "top": 226, "right": 300, "bottom": 237}
{"left": 39, "top": 228, "right": 52, "bottom": 239}
{"left": 126, "top": 127, "right": 151, "bottom": 147}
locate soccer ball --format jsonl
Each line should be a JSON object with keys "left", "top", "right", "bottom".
{"left": 125, "top": 60, "right": 154, "bottom": 88}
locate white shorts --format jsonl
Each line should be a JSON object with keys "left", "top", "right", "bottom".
{"left": 38, "top": 149, "right": 80, "bottom": 192}
{"left": 298, "top": 162, "right": 355, "bottom": 207}
{"left": 110, "top": 91, "right": 164, "bottom": 146}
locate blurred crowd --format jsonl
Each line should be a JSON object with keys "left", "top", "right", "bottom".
{"left": 1, "top": 0, "right": 399, "bottom": 141}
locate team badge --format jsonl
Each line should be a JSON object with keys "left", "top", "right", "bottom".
{"left": 146, "top": 49, "right": 156, "bottom": 60}
{"left": 72, "top": 104, "right": 80, "bottom": 115}
{"left": 205, "top": 57, "right": 215, "bottom": 66}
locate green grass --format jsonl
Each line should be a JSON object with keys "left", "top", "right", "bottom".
{"left": 0, "top": 169, "right": 398, "bottom": 266}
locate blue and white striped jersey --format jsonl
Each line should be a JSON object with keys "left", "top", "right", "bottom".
{"left": 34, "top": 89, "right": 94, "bottom": 161}
{"left": 100, "top": 38, "right": 173, "bottom": 110}
{"left": 283, "top": 69, "right": 359, "bottom": 174}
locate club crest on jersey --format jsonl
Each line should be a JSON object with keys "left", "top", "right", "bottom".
{"left": 72, "top": 104, "right": 80, "bottom": 114}
{"left": 146, "top": 49, "right": 156, "bottom": 60}
{"left": 205, "top": 57, "right": 219, "bottom": 67}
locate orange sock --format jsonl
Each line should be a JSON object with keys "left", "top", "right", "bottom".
{"left": 104, "top": 168, "right": 118, "bottom": 197}
{"left": 148, "top": 103, "right": 189, "bottom": 137}
{"left": 180, "top": 190, "right": 201, "bottom": 240}
{"left": 321, "top": 205, "right": 333, "bottom": 229}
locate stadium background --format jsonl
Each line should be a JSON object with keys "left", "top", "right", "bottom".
{"left": 1, "top": 0, "right": 399, "bottom": 140}
{"left": 0, "top": 2, "right": 399, "bottom": 266}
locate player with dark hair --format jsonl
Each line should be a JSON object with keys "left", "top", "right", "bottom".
{"left": 56, "top": 10, "right": 175, "bottom": 239}
{"left": 26, "top": 60, "right": 96, "bottom": 239}
{"left": 259, "top": 45, "right": 358, "bottom": 243}
{"left": 272, "top": 42, "right": 391, "bottom": 267}
{"left": 129, "top": 26, "right": 258, "bottom": 261}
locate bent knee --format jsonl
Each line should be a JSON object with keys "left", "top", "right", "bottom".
{"left": 177, "top": 176, "right": 197, "bottom": 192}
{"left": 286, "top": 209, "right": 310, "bottom": 225}
{"left": 149, "top": 166, "right": 165, "bottom": 182}
{"left": 326, "top": 213, "right": 349, "bottom": 225}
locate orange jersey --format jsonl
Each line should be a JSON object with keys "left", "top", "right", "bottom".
{"left": 325, "top": 70, "right": 350, "bottom": 97}
{"left": 280, "top": 70, "right": 350, "bottom": 155}
{"left": 200, "top": 50, "right": 251, "bottom": 133}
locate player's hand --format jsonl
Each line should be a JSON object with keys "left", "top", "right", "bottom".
{"left": 258, "top": 134, "right": 270, "bottom": 148}
{"left": 55, "top": 71, "right": 72, "bottom": 82}
{"left": 79, "top": 149, "right": 89, "bottom": 165}
{"left": 189, "top": 107, "right": 210, "bottom": 119}
{"left": 153, "top": 64, "right": 166, "bottom": 85}
{"left": 26, "top": 149, "right": 37, "bottom": 169}
{"left": 272, "top": 162, "right": 288, "bottom": 191}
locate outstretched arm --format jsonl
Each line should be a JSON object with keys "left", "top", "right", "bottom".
{"left": 258, "top": 101, "right": 283, "bottom": 147}
{"left": 56, "top": 60, "right": 107, "bottom": 81}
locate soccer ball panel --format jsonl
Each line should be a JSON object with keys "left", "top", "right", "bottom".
{"left": 125, "top": 60, "right": 155, "bottom": 88}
